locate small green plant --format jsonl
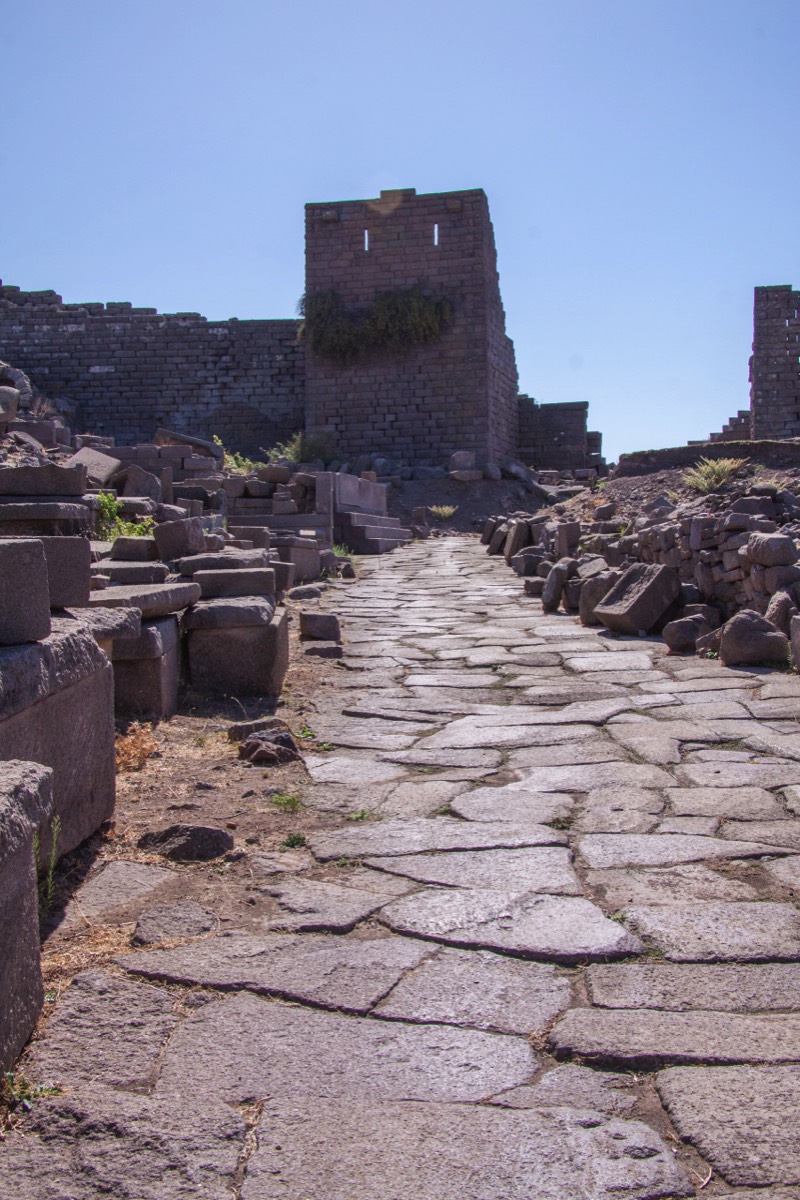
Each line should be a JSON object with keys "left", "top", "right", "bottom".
{"left": 211, "top": 435, "right": 261, "bottom": 475}
{"left": 428, "top": 504, "right": 458, "bottom": 522}
{"left": 346, "top": 809, "right": 370, "bottom": 822}
{"left": 32, "top": 814, "right": 61, "bottom": 918}
{"left": 331, "top": 544, "right": 352, "bottom": 559}
{"left": 296, "top": 724, "right": 317, "bottom": 741}
{"left": 317, "top": 741, "right": 335, "bottom": 752}
{"left": 270, "top": 792, "right": 302, "bottom": 814}
{"left": 96, "top": 492, "right": 155, "bottom": 540}
{"left": 1, "top": 1072, "right": 61, "bottom": 1116}
{"left": 280, "top": 833, "right": 307, "bottom": 850}
{"left": 682, "top": 456, "right": 748, "bottom": 494}
{"left": 550, "top": 814, "right": 575, "bottom": 831}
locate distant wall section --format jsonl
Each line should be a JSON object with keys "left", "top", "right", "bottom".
{"left": 303, "top": 188, "right": 519, "bottom": 464}
{"left": 750, "top": 284, "right": 800, "bottom": 440}
{"left": 0, "top": 284, "right": 304, "bottom": 452}
{"left": 518, "top": 395, "right": 602, "bottom": 470}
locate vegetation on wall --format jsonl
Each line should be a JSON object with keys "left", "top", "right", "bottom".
{"left": 299, "top": 287, "right": 453, "bottom": 365}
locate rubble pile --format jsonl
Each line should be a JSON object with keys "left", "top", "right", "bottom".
{"left": 483, "top": 473, "right": 800, "bottom": 669}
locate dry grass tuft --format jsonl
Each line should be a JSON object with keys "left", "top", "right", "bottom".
{"left": 115, "top": 723, "right": 158, "bottom": 773}
{"left": 682, "top": 456, "right": 748, "bottom": 494}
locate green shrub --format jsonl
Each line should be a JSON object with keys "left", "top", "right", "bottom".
{"left": 682, "top": 456, "right": 748, "bottom": 494}
{"left": 299, "top": 287, "right": 452, "bottom": 366}
{"left": 428, "top": 504, "right": 458, "bottom": 521}
{"left": 265, "top": 430, "right": 339, "bottom": 464}
{"left": 96, "top": 492, "right": 154, "bottom": 540}
{"left": 211, "top": 435, "right": 262, "bottom": 475}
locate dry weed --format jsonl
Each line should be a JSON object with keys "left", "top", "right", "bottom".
{"left": 115, "top": 723, "right": 158, "bottom": 773}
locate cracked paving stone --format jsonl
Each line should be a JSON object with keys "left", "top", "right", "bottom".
{"left": 508, "top": 762, "right": 675, "bottom": 791}
{"left": 307, "top": 816, "right": 566, "bottom": 860}
{"left": 61, "top": 859, "right": 175, "bottom": 927}
{"left": 506, "top": 740, "right": 629, "bottom": 769}
{"left": 365, "top": 846, "right": 582, "bottom": 894}
{"left": 587, "top": 961, "right": 800, "bottom": 1011}
{"left": 25, "top": 970, "right": 178, "bottom": 1092}
{"left": 623, "top": 901, "right": 800, "bottom": 961}
{"left": 155, "top": 991, "right": 536, "bottom": 1103}
{"left": 657, "top": 1065, "right": 800, "bottom": 1186}
{"left": 403, "top": 671, "right": 503, "bottom": 688}
{"left": 606, "top": 727, "right": 681, "bottom": 764}
{"left": 119, "top": 932, "right": 430, "bottom": 1014}
{"left": 0, "top": 1083, "right": 245, "bottom": 1200}
{"left": 373, "top": 946, "right": 572, "bottom": 1034}
{"left": 675, "top": 761, "right": 800, "bottom": 789}
{"left": 377, "top": 747, "right": 503, "bottom": 769}
{"left": 374, "top": 778, "right": 470, "bottom": 818}
{"left": 451, "top": 782, "right": 574, "bottom": 824}
{"left": 379, "top": 889, "right": 643, "bottom": 962}
{"left": 764, "top": 856, "right": 800, "bottom": 889}
{"left": 577, "top": 832, "right": 793, "bottom": 869}
{"left": 303, "top": 755, "right": 408, "bottom": 784}
{"left": 257, "top": 871, "right": 412, "bottom": 932}
{"left": 549, "top": 1008, "right": 800, "bottom": 1067}
{"left": 495, "top": 1063, "right": 638, "bottom": 1115}
{"left": 132, "top": 899, "right": 216, "bottom": 945}
{"left": 664, "top": 786, "right": 786, "bottom": 819}
{"left": 239, "top": 1096, "right": 692, "bottom": 1200}
{"left": 586, "top": 863, "right": 761, "bottom": 907}
{"left": 422, "top": 721, "right": 601, "bottom": 750}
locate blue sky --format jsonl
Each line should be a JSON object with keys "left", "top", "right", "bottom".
{"left": 4, "top": 0, "right": 798, "bottom": 461}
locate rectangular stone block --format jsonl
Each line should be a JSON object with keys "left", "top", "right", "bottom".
{"left": 194, "top": 568, "right": 276, "bottom": 598}
{"left": 0, "top": 463, "right": 86, "bottom": 496}
{"left": 0, "top": 760, "right": 54, "bottom": 1071}
{"left": 35, "top": 536, "right": 92, "bottom": 608}
{"left": 113, "top": 616, "right": 179, "bottom": 720}
{"left": 153, "top": 516, "right": 206, "bottom": 561}
{"left": 0, "top": 538, "right": 51, "bottom": 643}
{"left": 186, "top": 606, "right": 289, "bottom": 697}
{"left": 594, "top": 564, "right": 681, "bottom": 635}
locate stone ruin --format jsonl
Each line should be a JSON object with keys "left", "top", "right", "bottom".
{"left": 484, "top": 477, "right": 800, "bottom": 669}
{"left": 0, "top": 187, "right": 604, "bottom": 473}
{"left": 0, "top": 363, "right": 418, "bottom": 1068}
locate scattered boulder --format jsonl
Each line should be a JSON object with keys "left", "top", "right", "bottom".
{"left": 137, "top": 824, "right": 234, "bottom": 862}
{"left": 299, "top": 612, "right": 341, "bottom": 641}
{"left": 238, "top": 728, "right": 302, "bottom": 765}
{"left": 719, "top": 609, "right": 790, "bottom": 668}
{"left": 594, "top": 564, "right": 681, "bottom": 636}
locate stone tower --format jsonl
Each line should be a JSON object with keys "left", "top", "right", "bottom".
{"left": 303, "top": 187, "right": 518, "bottom": 464}
{"left": 750, "top": 284, "right": 800, "bottom": 439}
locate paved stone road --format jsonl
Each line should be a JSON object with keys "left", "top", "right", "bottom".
{"left": 5, "top": 537, "right": 800, "bottom": 1197}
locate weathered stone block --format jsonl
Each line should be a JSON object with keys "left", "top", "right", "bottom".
{"left": 65, "top": 446, "right": 122, "bottom": 487}
{"left": 186, "top": 606, "right": 289, "bottom": 697}
{"left": 33, "top": 536, "right": 92, "bottom": 609}
{"left": 194, "top": 568, "right": 276, "bottom": 599}
{"left": 720, "top": 609, "right": 790, "bottom": 667}
{"left": 153, "top": 516, "right": 205, "bottom": 561}
{"left": 299, "top": 612, "right": 341, "bottom": 641}
{"left": 0, "top": 538, "right": 51, "bottom": 643}
{"left": 0, "top": 463, "right": 86, "bottom": 496}
{"left": 594, "top": 564, "right": 681, "bottom": 635}
{"left": 112, "top": 616, "right": 180, "bottom": 720}
{"left": 0, "top": 761, "right": 54, "bottom": 1071}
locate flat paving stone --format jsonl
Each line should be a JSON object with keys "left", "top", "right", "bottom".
{"left": 379, "top": 889, "right": 643, "bottom": 962}
{"left": 374, "top": 946, "right": 572, "bottom": 1034}
{"left": 506, "top": 741, "right": 629, "bottom": 769}
{"left": 657, "top": 1065, "right": 800, "bottom": 1186}
{"left": 377, "top": 748, "right": 503, "bottom": 769}
{"left": 588, "top": 961, "right": 800, "bottom": 1011}
{"left": 565, "top": 652, "right": 656, "bottom": 672}
{"left": 375, "top": 779, "right": 469, "bottom": 818}
{"left": 119, "top": 932, "right": 429, "bottom": 1014}
{"left": 156, "top": 991, "right": 536, "bottom": 1103}
{"left": 0, "top": 1083, "right": 245, "bottom": 1200}
{"left": 26, "top": 970, "right": 178, "bottom": 1092}
{"left": 587, "top": 863, "right": 760, "bottom": 907}
{"left": 665, "top": 786, "right": 786, "bottom": 819}
{"left": 515, "top": 762, "right": 675, "bottom": 792}
{"left": 64, "top": 859, "right": 174, "bottom": 925}
{"left": 451, "top": 783, "right": 574, "bottom": 824}
{"left": 676, "top": 761, "right": 800, "bottom": 789}
{"left": 404, "top": 672, "right": 501, "bottom": 688}
{"left": 422, "top": 719, "right": 601, "bottom": 751}
{"left": 240, "top": 1097, "right": 691, "bottom": 1200}
{"left": 303, "top": 755, "right": 408, "bottom": 784}
{"left": 721, "top": 818, "right": 800, "bottom": 848}
{"left": 578, "top": 833, "right": 791, "bottom": 869}
{"left": 308, "top": 817, "right": 566, "bottom": 860}
{"left": 496, "top": 1063, "right": 638, "bottom": 1115}
{"left": 606, "top": 727, "right": 681, "bottom": 763}
{"left": 258, "top": 869, "right": 411, "bottom": 931}
{"left": 550, "top": 1008, "right": 800, "bottom": 1068}
{"left": 764, "top": 856, "right": 800, "bottom": 890}
{"left": 365, "top": 846, "right": 582, "bottom": 894}
{"left": 132, "top": 899, "right": 216, "bottom": 945}
{"left": 623, "top": 901, "right": 800, "bottom": 961}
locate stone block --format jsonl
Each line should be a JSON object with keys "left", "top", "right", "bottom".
{"left": 186, "top": 606, "right": 289, "bottom": 697}
{"left": 0, "top": 538, "right": 51, "bottom": 644}
{"left": 270, "top": 559, "right": 296, "bottom": 597}
{"left": 153, "top": 516, "right": 205, "bottom": 562}
{"left": 0, "top": 463, "right": 86, "bottom": 496}
{"left": 747, "top": 532, "right": 799, "bottom": 567}
{"left": 0, "top": 385, "right": 19, "bottom": 425}
{"left": 194, "top": 568, "right": 276, "bottom": 599}
{"left": 92, "top": 561, "right": 169, "bottom": 585}
{"left": 176, "top": 549, "right": 268, "bottom": 576}
{"left": 503, "top": 520, "right": 531, "bottom": 563}
{"left": 228, "top": 525, "right": 270, "bottom": 549}
{"left": 0, "top": 761, "right": 54, "bottom": 1071}
{"left": 35, "top": 535, "right": 92, "bottom": 608}
{"left": 449, "top": 451, "right": 476, "bottom": 471}
{"left": 112, "top": 617, "right": 179, "bottom": 721}
{"left": 720, "top": 609, "right": 790, "bottom": 667}
{"left": 556, "top": 522, "right": 581, "bottom": 558}
{"left": 0, "top": 625, "right": 115, "bottom": 860}
{"left": 65, "top": 446, "right": 122, "bottom": 487}
{"left": 299, "top": 612, "right": 341, "bottom": 641}
{"left": 273, "top": 539, "right": 320, "bottom": 584}
{"left": 121, "top": 463, "right": 162, "bottom": 504}
{"left": 594, "top": 564, "right": 681, "bottom": 635}
{"left": 88, "top": 581, "right": 201, "bottom": 619}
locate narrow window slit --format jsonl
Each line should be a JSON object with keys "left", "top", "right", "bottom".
{"left": 433, "top": 223, "right": 439, "bottom": 246}
{"left": 364, "top": 229, "right": 369, "bottom": 252}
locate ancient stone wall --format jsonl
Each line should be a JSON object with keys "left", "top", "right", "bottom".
{"left": 750, "top": 284, "right": 800, "bottom": 440}
{"left": 0, "top": 284, "right": 304, "bottom": 453}
{"left": 518, "top": 395, "right": 601, "bottom": 470}
{"left": 303, "top": 188, "right": 519, "bottom": 464}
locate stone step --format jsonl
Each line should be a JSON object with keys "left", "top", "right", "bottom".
{"left": 336, "top": 512, "right": 406, "bottom": 530}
